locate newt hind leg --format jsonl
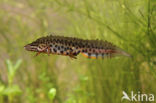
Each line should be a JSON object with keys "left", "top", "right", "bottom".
{"left": 68, "top": 51, "right": 80, "bottom": 59}
{"left": 35, "top": 52, "right": 41, "bottom": 57}
{"left": 69, "top": 55, "right": 77, "bottom": 59}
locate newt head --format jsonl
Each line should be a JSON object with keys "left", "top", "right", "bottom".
{"left": 24, "top": 42, "right": 48, "bottom": 53}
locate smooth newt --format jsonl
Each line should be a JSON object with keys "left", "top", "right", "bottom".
{"left": 24, "top": 35, "right": 131, "bottom": 59}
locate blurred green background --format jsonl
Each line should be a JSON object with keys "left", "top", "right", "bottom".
{"left": 0, "top": 0, "right": 156, "bottom": 103}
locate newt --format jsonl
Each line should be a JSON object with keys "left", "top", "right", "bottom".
{"left": 24, "top": 35, "right": 131, "bottom": 59}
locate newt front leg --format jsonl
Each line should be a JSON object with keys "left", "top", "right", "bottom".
{"left": 47, "top": 47, "right": 51, "bottom": 56}
{"left": 35, "top": 52, "right": 41, "bottom": 56}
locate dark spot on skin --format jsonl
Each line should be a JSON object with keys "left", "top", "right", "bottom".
{"left": 88, "top": 53, "right": 91, "bottom": 56}
{"left": 91, "top": 45, "right": 94, "bottom": 48}
{"left": 64, "top": 42, "right": 67, "bottom": 45}
{"left": 57, "top": 40, "right": 60, "bottom": 43}
{"left": 60, "top": 40, "right": 62, "bottom": 44}
{"left": 102, "top": 53, "right": 104, "bottom": 59}
{"left": 80, "top": 45, "right": 84, "bottom": 48}
{"left": 93, "top": 49, "right": 95, "bottom": 52}
{"left": 53, "top": 49, "right": 57, "bottom": 53}
{"left": 58, "top": 46, "right": 60, "bottom": 50}
{"left": 77, "top": 51, "right": 80, "bottom": 54}
{"left": 73, "top": 51, "right": 80, "bottom": 55}
{"left": 96, "top": 53, "right": 98, "bottom": 58}
{"left": 65, "top": 41, "right": 69, "bottom": 45}
{"left": 76, "top": 43, "right": 79, "bottom": 46}
{"left": 88, "top": 53, "right": 91, "bottom": 58}
{"left": 69, "top": 41, "right": 72, "bottom": 44}
{"left": 78, "top": 43, "right": 81, "bottom": 46}
{"left": 61, "top": 46, "right": 64, "bottom": 48}
{"left": 64, "top": 40, "right": 67, "bottom": 43}
{"left": 60, "top": 51, "right": 63, "bottom": 54}
{"left": 70, "top": 48, "right": 73, "bottom": 52}
{"left": 55, "top": 40, "right": 57, "bottom": 43}
{"left": 84, "top": 42, "right": 88, "bottom": 46}
{"left": 73, "top": 52, "right": 77, "bottom": 55}
{"left": 87, "top": 45, "right": 90, "bottom": 48}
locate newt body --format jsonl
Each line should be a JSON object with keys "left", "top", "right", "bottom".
{"left": 24, "top": 35, "right": 131, "bottom": 59}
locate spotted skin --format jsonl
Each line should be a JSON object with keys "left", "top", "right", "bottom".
{"left": 24, "top": 35, "right": 131, "bottom": 59}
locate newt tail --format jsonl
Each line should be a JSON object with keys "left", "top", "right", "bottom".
{"left": 24, "top": 35, "right": 131, "bottom": 59}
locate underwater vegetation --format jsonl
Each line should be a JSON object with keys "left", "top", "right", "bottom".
{"left": 0, "top": 0, "right": 155, "bottom": 103}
